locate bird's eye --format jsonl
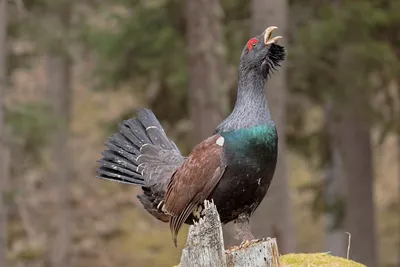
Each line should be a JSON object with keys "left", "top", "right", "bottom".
{"left": 247, "top": 38, "right": 259, "bottom": 51}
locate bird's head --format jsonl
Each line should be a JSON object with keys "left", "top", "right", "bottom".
{"left": 239, "top": 26, "right": 285, "bottom": 79}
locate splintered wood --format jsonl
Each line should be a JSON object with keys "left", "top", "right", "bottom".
{"left": 178, "top": 200, "right": 280, "bottom": 267}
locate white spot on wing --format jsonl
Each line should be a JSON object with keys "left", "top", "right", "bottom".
{"left": 216, "top": 136, "right": 225, "bottom": 147}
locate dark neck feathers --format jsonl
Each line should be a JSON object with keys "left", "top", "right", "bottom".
{"left": 216, "top": 68, "right": 273, "bottom": 133}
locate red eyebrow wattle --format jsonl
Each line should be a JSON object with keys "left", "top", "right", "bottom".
{"left": 247, "top": 38, "right": 259, "bottom": 51}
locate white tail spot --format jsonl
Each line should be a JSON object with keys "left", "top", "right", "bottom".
{"left": 216, "top": 136, "right": 224, "bottom": 147}
{"left": 136, "top": 163, "right": 145, "bottom": 172}
{"left": 140, "top": 143, "right": 150, "bottom": 152}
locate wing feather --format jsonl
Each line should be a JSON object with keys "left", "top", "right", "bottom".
{"left": 163, "top": 135, "right": 226, "bottom": 246}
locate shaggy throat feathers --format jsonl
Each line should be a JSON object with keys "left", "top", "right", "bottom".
{"left": 216, "top": 26, "right": 285, "bottom": 133}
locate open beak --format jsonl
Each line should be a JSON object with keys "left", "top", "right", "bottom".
{"left": 264, "top": 26, "right": 283, "bottom": 45}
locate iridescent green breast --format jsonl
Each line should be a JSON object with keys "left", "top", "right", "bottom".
{"left": 221, "top": 123, "right": 277, "bottom": 163}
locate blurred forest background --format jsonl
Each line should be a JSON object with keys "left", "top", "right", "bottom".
{"left": 0, "top": 0, "right": 399, "bottom": 267}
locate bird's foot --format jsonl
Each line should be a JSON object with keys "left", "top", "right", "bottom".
{"left": 238, "top": 231, "right": 256, "bottom": 247}
{"left": 234, "top": 213, "right": 256, "bottom": 247}
{"left": 239, "top": 239, "right": 251, "bottom": 248}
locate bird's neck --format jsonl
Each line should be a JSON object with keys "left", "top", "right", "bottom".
{"left": 216, "top": 69, "right": 273, "bottom": 133}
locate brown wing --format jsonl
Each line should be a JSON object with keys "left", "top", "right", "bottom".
{"left": 163, "top": 134, "right": 226, "bottom": 245}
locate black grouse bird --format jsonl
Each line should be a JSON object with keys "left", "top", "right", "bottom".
{"left": 97, "top": 26, "right": 285, "bottom": 246}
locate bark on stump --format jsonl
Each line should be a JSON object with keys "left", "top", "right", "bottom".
{"left": 178, "top": 201, "right": 280, "bottom": 267}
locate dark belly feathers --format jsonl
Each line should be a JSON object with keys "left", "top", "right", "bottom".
{"left": 210, "top": 156, "right": 277, "bottom": 223}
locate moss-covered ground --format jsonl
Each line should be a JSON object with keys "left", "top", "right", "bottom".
{"left": 281, "top": 253, "right": 365, "bottom": 267}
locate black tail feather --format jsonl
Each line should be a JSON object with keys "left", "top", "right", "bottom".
{"left": 109, "top": 132, "right": 140, "bottom": 155}
{"left": 97, "top": 159, "right": 144, "bottom": 184}
{"left": 101, "top": 150, "right": 137, "bottom": 171}
{"left": 121, "top": 119, "right": 151, "bottom": 147}
{"left": 136, "top": 109, "right": 175, "bottom": 149}
{"left": 96, "top": 108, "right": 184, "bottom": 189}
{"left": 104, "top": 142, "right": 138, "bottom": 165}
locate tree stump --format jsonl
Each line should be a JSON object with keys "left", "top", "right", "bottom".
{"left": 178, "top": 200, "right": 280, "bottom": 267}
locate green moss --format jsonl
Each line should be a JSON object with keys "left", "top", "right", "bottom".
{"left": 280, "top": 253, "right": 365, "bottom": 267}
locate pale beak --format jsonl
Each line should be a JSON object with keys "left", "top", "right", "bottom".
{"left": 264, "top": 26, "right": 283, "bottom": 45}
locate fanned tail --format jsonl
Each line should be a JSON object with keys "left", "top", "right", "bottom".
{"left": 96, "top": 108, "right": 185, "bottom": 220}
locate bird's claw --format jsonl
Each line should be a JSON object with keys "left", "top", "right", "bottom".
{"left": 239, "top": 239, "right": 252, "bottom": 248}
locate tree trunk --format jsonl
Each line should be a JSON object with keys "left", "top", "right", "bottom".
{"left": 47, "top": 52, "right": 72, "bottom": 267}
{"left": 333, "top": 98, "right": 377, "bottom": 267}
{"left": 250, "top": 0, "right": 296, "bottom": 254}
{"left": 322, "top": 157, "right": 347, "bottom": 258}
{"left": 45, "top": 5, "right": 72, "bottom": 266}
{"left": 325, "top": 0, "right": 377, "bottom": 265}
{"left": 0, "top": 1, "right": 9, "bottom": 265}
{"left": 398, "top": 134, "right": 400, "bottom": 267}
{"left": 323, "top": 102, "right": 347, "bottom": 258}
{"left": 186, "top": 0, "right": 226, "bottom": 145}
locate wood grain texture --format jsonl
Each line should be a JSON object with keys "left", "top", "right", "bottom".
{"left": 177, "top": 200, "right": 281, "bottom": 267}
{"left": 179, "top": 201, "right": 227, "bottom": 267}
{"left": 226, "top": 238, "right": 280, "bottom": 267}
